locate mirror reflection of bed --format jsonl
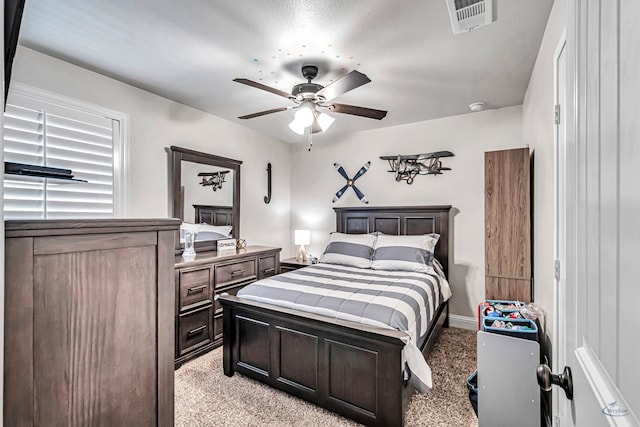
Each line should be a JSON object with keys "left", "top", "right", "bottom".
{"left": 184, "top": 205, "right": 233, "bottom": 242}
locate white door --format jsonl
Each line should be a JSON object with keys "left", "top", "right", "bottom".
{"left": 549, "top": 1, "right": 640, "bottom": 426}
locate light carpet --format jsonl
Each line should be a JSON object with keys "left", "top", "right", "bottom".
{"left": 175, "top": 327, "right": 478, "bottom": 426}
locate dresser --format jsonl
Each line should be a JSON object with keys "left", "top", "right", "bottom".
{"left": 484, "top": 147, "right": 532, "bottom": 301}
{"left": 4, "top": 219, "right": 179, "bottom": 427}
{"left": 174, "top": 245, "right": 281, "bottom": 366}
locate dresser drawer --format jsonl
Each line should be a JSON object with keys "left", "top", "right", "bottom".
{"left": 177, "top": 267, "right": 212, "bottom": 312}
{"left": 215, "top": 259, "right": 256, "bottom": 288}
{"left": 213, "top": 314, "right": 223, "bottom": 341}
{"left": 178, "top": 306, "right": 213, "bottom": 356}
{"left": 258, "top": 254, "right": 277, "bottom": 280}
{"left": 214, "top": 282, "right": 246, "bottom": 315}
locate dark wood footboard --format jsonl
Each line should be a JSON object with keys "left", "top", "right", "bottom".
{"left": 221, "top": 295, "right": 449, "bottom": 427}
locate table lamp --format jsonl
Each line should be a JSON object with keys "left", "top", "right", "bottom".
{"left": 295, "top": 229, "right": 311, "bottom": 262}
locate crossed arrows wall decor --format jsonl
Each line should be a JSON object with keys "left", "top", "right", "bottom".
{"left": 332, "top": 161, "right": 370, "bottom": 204}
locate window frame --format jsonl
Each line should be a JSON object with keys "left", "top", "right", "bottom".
{"left": 5, "top": 82, "right": 129, "bottom": 217}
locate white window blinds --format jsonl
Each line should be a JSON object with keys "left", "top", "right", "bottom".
{"left": 3, "top": 91, "right": 124, "bottom": 219}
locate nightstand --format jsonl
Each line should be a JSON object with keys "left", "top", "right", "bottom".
{"left": 279, "top": 256, "right": 313, "bottom": 273}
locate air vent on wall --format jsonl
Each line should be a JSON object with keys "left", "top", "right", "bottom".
{"left": 445, "top": 0, "right": 494, "bottom": 35}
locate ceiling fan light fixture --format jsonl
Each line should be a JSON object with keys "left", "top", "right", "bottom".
{"left": 288, "top": 118, "right": 306, "bottom": 135}
{"left": 294, "top": 102, "right": 315, "bottom": 127}
{"left": 315, "top": 112, "right": 335, "bottom": 132}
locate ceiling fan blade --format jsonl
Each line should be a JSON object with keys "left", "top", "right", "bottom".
{"left": 238, "top": 106, "right": 291, "bottom": 120}
{"left": 233, "top": 78, "right": 292, "bottom": 99}
{"left": 316, "top": 70, "right": 371, "bottom": 102}
{"left": 328, "top": 103, "right": 387, "bottom": 120}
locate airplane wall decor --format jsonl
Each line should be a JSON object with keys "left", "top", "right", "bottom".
{"left": 380, "top": 151, "right": 454, "bottom": 184}
{"left": 198, "top": 170, "right": 229, "bottom": 191}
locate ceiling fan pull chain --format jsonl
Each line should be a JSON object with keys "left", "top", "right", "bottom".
{"left": 307, "top": 128, "right": 313, "bottom": 152}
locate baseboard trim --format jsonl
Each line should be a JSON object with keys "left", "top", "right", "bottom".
{"left": 448, "top": 314, "right": 477, "bottom": 330}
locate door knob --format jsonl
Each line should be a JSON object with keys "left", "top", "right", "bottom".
{"left": 537, "top": 364, "right": 573, "bottom": 400}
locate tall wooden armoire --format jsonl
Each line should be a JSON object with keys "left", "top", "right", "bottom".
{"left": 4, "top": 219, "right": 179, "bottom": 426}
{"left": 484, "top": 147, "right": 532, "bottom": 302}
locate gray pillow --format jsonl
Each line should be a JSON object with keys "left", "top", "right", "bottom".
{"left": 319, "top": 232, "right": 376, "bottom": 269}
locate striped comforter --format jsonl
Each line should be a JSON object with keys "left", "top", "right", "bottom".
{"left": 237, "top": 262, "right": 452, "bottom": 392}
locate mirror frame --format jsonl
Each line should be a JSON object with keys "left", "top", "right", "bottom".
{"left": 170, "top": 146, "right": 241, "bottom": 254}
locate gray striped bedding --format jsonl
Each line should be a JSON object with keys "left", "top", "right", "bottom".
{"left": 237, "top": 262, "right": 452, "bottom": 393}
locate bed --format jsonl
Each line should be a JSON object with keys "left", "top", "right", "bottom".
{"left": 220, "top": 205, "right": 452, "bottom": 426}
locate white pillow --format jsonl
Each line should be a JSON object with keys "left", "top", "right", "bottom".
{"left": 319, "top": 232, "right": 376, "bottom": 269}
{"left": 180, "top": 222, "right": 232, "bottom": 242}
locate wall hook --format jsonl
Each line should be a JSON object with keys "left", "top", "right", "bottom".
{"left": 264, "top": 162, "right": 272, "bottom": 204}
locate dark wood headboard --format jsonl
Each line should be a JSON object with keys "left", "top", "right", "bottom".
{"left": 334, "top": 205, "right": 452, "bottom": 275}
{"left": 193, "top": 205, "right": 233, "bottom": 226}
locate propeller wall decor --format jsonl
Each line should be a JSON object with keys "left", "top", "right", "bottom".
{"left": 333, "top": 161, "right": 370, "bottom": 204}
{"left": 234, "top": 65, "right": 387, "bottom": 137}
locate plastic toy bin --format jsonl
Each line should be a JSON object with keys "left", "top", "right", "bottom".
{"left": 480, "top": 299, "right": 525, "bottom": 317}
{"left": 477, "top": 299, "right": 526, "bottom": 330}
{"left": 481, "top": 317, "right": 538, "bottom": 341}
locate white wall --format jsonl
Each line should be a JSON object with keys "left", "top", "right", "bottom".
{"left": 11, "top": 46, "right": 292, "bottom": 252}
{"left": 521, "top": 0, "right": 566, "bottom": 350}
{"left": 291, "top": 106, "right": 523, "bottom": 318}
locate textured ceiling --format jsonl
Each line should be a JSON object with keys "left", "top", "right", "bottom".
{"left": 18, "top": 0, "right": 553, "bottom": 143}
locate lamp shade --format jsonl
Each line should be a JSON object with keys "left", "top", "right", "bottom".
{"left": 288, "top": 118, "right": 306, "bottom": 135}
{"left": 294, "top": 229, "right": 311, "bottom": 245}
{"left": 315, "top": 112, "right": 335, "bottom": 132}
{"left": 295, "top": 103, "right": 315, "bottom": 127}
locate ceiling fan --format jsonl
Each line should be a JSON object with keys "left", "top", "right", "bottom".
{"left": 233, "top": 64, "right": 387, "bottom": 135}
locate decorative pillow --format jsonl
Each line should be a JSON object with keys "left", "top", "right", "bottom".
{"left": 180, "top": 223, "right": 232, "bottom": 242}
{"left": 319, "top": 232, "right": 376, "bottom": 268}
{"left": 371, "top": 234, "right": 439, "bottom": 273}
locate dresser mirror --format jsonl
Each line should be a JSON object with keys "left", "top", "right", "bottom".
{"left": 170, "top": 146, "right": 241, "bottom": 254}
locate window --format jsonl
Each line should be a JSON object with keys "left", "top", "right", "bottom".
{"left": 3, "top": 84, "right": 128, "bottom": 219}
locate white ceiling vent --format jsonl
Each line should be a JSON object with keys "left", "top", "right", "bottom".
{"left": 445, "top": 0, "right": 494, "bottom": 35}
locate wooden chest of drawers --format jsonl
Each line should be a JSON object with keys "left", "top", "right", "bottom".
{"left": 4, "top": 219, "right": 179, "bottom": 426}
{"left": 174, "top": 245, "right": 280, "bottom": 366}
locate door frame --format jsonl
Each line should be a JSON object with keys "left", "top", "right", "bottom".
{"left": 552, "top": 29, "right": 567, "bottom": 427}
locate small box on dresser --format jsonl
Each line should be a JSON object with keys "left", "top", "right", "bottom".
{"left": 174, "top": 245, "right": 281, "bottom": 367}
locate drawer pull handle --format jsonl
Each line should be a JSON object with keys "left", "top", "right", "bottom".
{"left": 214, "top": 292, "right": 229, "bottom": 301}
{"left": 187, "top": 325, "right": 207, "bottom": 336}
{"left": 187, "top": 285, "right": 207, "bottom": 294}
{"left": 263, "top": 267, "right": 275, "bottom": 273}
{"left": 231, "top": 269, "right": 245, "bottom": 277}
